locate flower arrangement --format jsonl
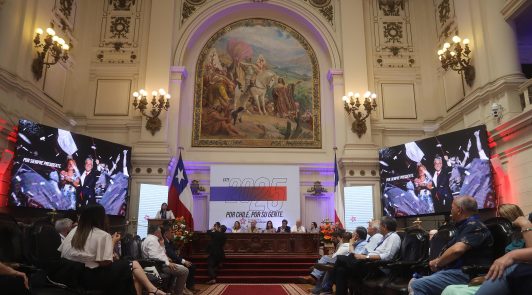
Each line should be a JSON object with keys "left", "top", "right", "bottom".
{"left": 170, "top": 216, "right": 193, "bottom": 248}
{"left": 320, "top": 218, "right": 336, "bottom": 244}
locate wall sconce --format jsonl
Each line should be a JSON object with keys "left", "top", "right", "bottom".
{"left": 342, "top": 91, "right": 377, "bottom": 138}
{"left": 437, "top": 36, "right": 475, "bottom": 90}
{"left": 32, "top": 27, "right": 70, "bottom": 80}
{"left": 190, "top": 180, "right": 206, "bottom": 195}
{"left": 307, "top": 181, "right": 328, "bottom": 196}
{"left": 132, "top": 88, "right": 170, "bottom": 135}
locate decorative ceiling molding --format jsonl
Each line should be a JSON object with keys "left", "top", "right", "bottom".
{"left": 433, "top": 0, "right": 458, "bottom": 45}
{"left": 181, "top": 0, "right": 335, "bottom": 27}
{"left": 94, "top": 0, "right": 142, "bottom": 64}
{"left": 370, "top": 0, "right": 416, "bottom": 68}
{"left": 501, "top": 0, "right": 532, "bottom": 21}
{"left": 302, "top": 0, "right": 334, "bottom": 25}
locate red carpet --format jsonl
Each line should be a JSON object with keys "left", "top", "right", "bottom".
{"left": 200, "top": 284, "right": 307, "bottom": 295}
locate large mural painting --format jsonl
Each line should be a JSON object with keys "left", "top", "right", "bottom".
{"left": 192, "top": 19, "right": 321, "bottom": 148}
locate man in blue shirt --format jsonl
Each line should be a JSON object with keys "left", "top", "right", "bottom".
{"left": 411, "top": 195, "right": 493, "bottom": 295}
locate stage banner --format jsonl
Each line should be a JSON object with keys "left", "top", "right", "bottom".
{"left": 209, "top": 165, "right": 300, "bottom": 231}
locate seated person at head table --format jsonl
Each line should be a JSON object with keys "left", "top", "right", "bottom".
{"left": 58, "top": 204, "right": 170, "bottom": 295}
{"left": 277, "top": 219, "right": 291, "bottom": 233}
{"left": 263, "top": 220, "right": 275, "bottom": 233}
{"left": 291, "top": 220, "right": 306, "bottom": 233}
{"left": 309, "top": 221, "right": 319, "bottom": 233}
{"left": 247, "top": 220, "right": 261, "bottom": 233}
{"left": 232, "top": 221, "right": 243, "bottom": 233}
{"left": 155, "top": 202, "right": 175, "bottom": 220}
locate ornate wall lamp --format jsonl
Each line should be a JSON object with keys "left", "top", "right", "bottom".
{"left": 190, "top": 180, "right": 206, "bottom": 196}
{"left": 342, "top": 91, "right": 377, "bottom": 138}
{"left": 132, "top": 88, "right": 170, "bottom": 135}
{"left": 32, "top": 27, "right": 70, "bottom": 80}
{"left": 437, "top": 36, "right": 475, "bottom": 90}
{"left": 307, "top": 181, "right": 328, "bottom": 196}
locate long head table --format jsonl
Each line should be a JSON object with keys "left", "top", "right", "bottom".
{"left": 190, "top": 232, "right": 320, "bottom": 256}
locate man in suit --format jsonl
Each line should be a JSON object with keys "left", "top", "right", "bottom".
{"left": 76, "top": 157, "right": 99, "bottom": 209}
{"left": 161, "top": 225, "right": 198, "bottom": 293}
{"left": 277, "top": 219, "right": 291, "bottom": 233}
{"left": 207, "top": 225, "right": 227, "bottom": 284}
{"left": 431, "top": 156, "right": 453, "bottom": 213}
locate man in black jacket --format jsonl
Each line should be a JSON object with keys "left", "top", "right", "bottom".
{"left": 76, "top": 157, "right": 99, "bottom": 209}
{"left": 276, "top": 219, "right": 291, "bottom": 233}
{"left": 431, "top": 156, "right": 453, "bottom": 213}
{"left": 207, "top": 225, "right": 227, "bottom": 284}
{"left": 161, "top": 225, "right": 197, "bottom": 293}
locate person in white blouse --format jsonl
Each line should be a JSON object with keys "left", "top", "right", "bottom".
{"left": 309, "top": 222, "right": 319, "bottom": 233}
{"left": 141, "top": 225, "right": 191, "bottom": 295}
{"left": 155, "top": 203, "right": 175, "bottom": 220}
{"left": 291, "top": 220, "right": 306, "bottom": 233}
{"left": 58, "top": 204, "right": 170, "bottom": 295}
{"left": 247, "top": 220, "right": 261, "bottom": 233}
{"left": 232, "top": 221, "right": 243, "bottom": 233}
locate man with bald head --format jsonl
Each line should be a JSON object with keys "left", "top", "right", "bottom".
{"left": 411, "top": 195, "right": 494, "bottom": 295}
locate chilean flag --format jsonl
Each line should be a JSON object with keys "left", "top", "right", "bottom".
{"left": 168, "top": 152, "right": 194, "bottom": 230}
{"left": 334, "top": 152, "right": 344, "bottom": 229}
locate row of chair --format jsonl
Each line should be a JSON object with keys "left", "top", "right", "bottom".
{"left": 347, "top": 217, "right": 513, "bottom": 295}
{"left": 0, "top": 213, "right": 174, "bottom": 294}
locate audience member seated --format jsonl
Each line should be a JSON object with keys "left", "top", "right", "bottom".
{"left": 410, "top": 196, "right": 494, "bottom": 295}
{"left": 309, "top": 222, "right": 319, "bottom": 233}
{"left": 263, "top": 220, "right": 275, "bottom": 233}
{"left": 277, "top": 219, "right": 291, "bottom": 233}
{"left": 161, "top": 225, "right": 198, "bottom": 294}
{"left": 232, "top": 221, "right": 242, "bottom": 233}
{"left": 291, "top": 219, "right": 306, "bottom": 233}
{"left": 0, "top": 261, "right": 29, "bottom": 295}
{"left": 247, "top": 220, "right": 261, "bottom": 233}
{"left": 442, "top": 205, "right": 531, "bottom": 295}
{"left": 331, "top": 216, "right": 401, "bottom": 295}
{"left": 155, "top": 203, "right": 175, "bottom": 220}
{"left": 141, "top": 224, "right": 190, "bottom": 295}
{"left": 365, "top": 220, "right": 384, "bottom": 252}
{"left": 312, "top": 229, "right": 368, "bottom": 295}
{"left": 207, "top": 225, "right": 227, "bottom": 284}
{"left": 58, "top": 204, "right": 169, "bottom": 295}
{"left": 300, "top": 231, "right": 352, "bottom": 286}
{"left": 55, "top": 218, "right": 74, "bottom": 242}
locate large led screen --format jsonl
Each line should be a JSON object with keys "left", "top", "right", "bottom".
{"left": 379, "top": 125, "right": 495, "bottom": 217}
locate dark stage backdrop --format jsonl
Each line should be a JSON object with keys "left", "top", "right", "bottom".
{"left": 10, "top": 119, "right": 131, "bottom": 216}
{"left": 379, "top": 125, "right": 495, "bottom": 218}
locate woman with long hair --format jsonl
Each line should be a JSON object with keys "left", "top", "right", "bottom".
{"left": 59, "top": 204, "right": 169, "bottom": 295}
{"left": 309, "top": 221, "right": 319, "bottom": 233}
{"left": 232, "top": 221, "right": 242, "bottom": 233}
{"left": 263, "top": 220, "right": 275, "bottom": 233}
{"left": 155, "top": 202, "right": 175, "bottom": 220}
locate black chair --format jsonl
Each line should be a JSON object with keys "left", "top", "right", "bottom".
{"left": 381, "top": 224, "right": 455, "bottom": 295}
{"left": 462, "top": 217, "right": 513, "bottom": 279}
{"left": 360, "top": 228, "right": 429, "bottom": 295}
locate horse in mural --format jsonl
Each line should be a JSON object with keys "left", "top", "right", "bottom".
{"left": 232, "top": 70, "right": 277, "bottom": 123}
